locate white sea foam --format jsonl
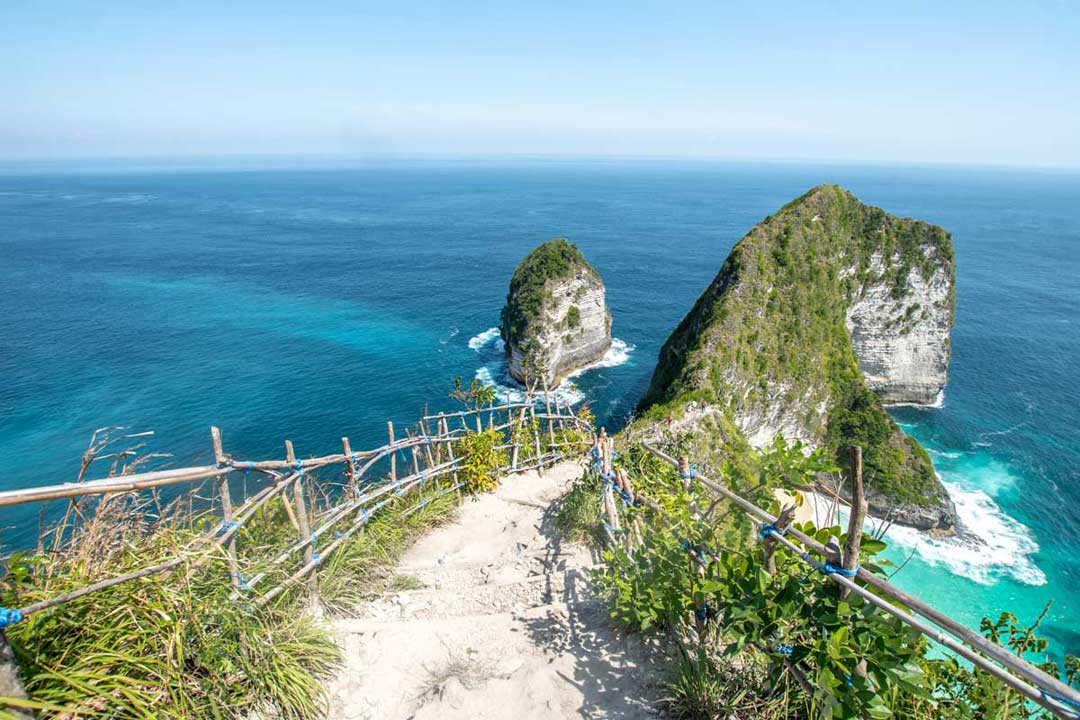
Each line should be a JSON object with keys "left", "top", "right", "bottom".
{"left": 884, "top": 481, "right": 1046, "bottom": 586}
{"left": 468, "top": 326, "right": 504, "bottom": 352}
{"left": 808, "top": 475, "right": 1045, "bottom": 587}
{"left": 885, "top": 388, "right": 945, "bottom": 409}
{"left": 471, "top": 335, "right": 634, "bottom": 406}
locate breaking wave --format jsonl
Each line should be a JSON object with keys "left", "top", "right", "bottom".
{"left": 806, "top": 462, "right": 1045, "bottom": 588}
{"left": 468, "top": 328, "right": 633, "bottom": 406}
{"left": 468, "top": 326, "right": 503, "bottom": 352}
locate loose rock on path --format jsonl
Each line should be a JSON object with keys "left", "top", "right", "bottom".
{"left": 325, "top": 460, "right": 665, "bottom": 719}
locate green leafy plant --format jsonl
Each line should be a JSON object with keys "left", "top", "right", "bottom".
{"left": 456, "top": 428, "right": 508, "bottom": 494}
{"left": 591, "top": 437, "right": 1080, "bottom": 720}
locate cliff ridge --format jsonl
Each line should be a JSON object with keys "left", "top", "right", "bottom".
{"left": 636, "top": 185, "right": 956, "bottom": 531}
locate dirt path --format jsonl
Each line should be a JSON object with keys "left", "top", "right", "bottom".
{"left": 325, "top": 460, "right": 665, "bottom": 719}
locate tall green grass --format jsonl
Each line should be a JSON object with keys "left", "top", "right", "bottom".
{"left": 0, "top": 477, "right": 460, "bottom": 719}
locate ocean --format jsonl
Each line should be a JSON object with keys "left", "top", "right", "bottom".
{"left": 1, "top": 158, "right": 1078, "bottom": 661}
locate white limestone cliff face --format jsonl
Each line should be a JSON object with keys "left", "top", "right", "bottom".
{"left": 506, "top": 269, "right": 611, "bottom": 388}
{"left": 846, "top": 250, "right": 953, "bottom": 405}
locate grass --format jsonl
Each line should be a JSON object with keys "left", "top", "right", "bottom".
{"left": 0, "top": 475, "right": 461, "bottom": 719}
{"left": 313, "top": 485, "right": 459, "bottom": 616}
{"left": 551, "top": 471, "right": 605, "bottom": 549}
{"left": 1, "top": 495, "right": 340, "bottom": 720}
{"left": 388, "top": 574, "right": 427, "bottom": 592}
{"left": 419, "top": 646, "right": 498, "bottom": 696}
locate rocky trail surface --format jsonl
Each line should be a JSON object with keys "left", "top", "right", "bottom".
{"left": 325, "top": 461, "right": 664, "bottom": 719}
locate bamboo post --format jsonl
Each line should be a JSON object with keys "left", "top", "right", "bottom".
{"left": 434, "top": 414, "right": 445, "bottom": 464}
{"left": 387, "top": 421, "right": 396, "bottom": 482}
{"left": 763, "top": 504, "right": 796, "bottom": 575}
{"left": 342, "top": 436, "right": 357, "bottom": 497}
{"left": 841, "top": 446, "right": 867, "bottom": 601}
{"left": 443, "top": 417, "right": 460, "bottom": 491}
{"left": 285, "top": 440, "right": 317, "bottom": 603}
{"left": 211, "top": 427, "right": 241, "bottom": 589}
{"left": 543, "top": 382, "right": 556, "bottom": 448}
{"left": 531, "top": 404, "right": 543, "bottom": 474}
{"left": 601, "top": 430, "right": 620, "bottom": 534}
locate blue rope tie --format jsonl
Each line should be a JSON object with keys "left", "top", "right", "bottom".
{"left": 359, "top": 507, "right": 370, "bottom": 525}
{"left": 311, "top": 552, "right": 321, "bottom": 565}
{"left": 309, "top": 533, "right": 317, "bottom": 548}
{"left": 599, "top": 470, "right": 615, "bottom": 482}
{"left": 758, "top": 523, "right": 787, "bottom": 540}
{"left": 0, "top": 607, "right": 23, "bottom": 629}
{"left": 1042, "top": 690, "right": 1080, "bottom": 713}
{"left": 679, "top": 466, "right": 696, "bottom": 480}
{"left": 335, "top": 531, "right": 346, "bottom": 539}
{"left": 294, "top": 461, "right": 305, "bottom": 476}
{"left": 232, "top": 572, "right": 253, "bottom": 591}
{"left": 218, "top": 519, "right": 242, "bottom": 534}
{"left": 602, "top": 521, "right": 621, "bottom": 535}
{"left": 801, "top": 552, "right": 859, "bottom": 577}
{"left": 693, "top": 604, "right": 711, "bottom": 623}
{"left": 775, "top": 644, "right": 794, "bottom": 656}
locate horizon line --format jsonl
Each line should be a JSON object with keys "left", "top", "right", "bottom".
{"left": 1, "top": 151, "right": 1079, "bottom": 176}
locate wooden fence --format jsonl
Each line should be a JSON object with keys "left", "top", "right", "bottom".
{"left": 592, "top": 434, "right": 1080, "bottom": 720}
{"left": 0, "top": 398, "right": 591, "bottom": 626}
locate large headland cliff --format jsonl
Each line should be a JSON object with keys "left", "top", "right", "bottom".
{"left": 501, "top": 238, "right": 612, "bottom": 388}
{"left": 633, "top": 185, "right": 957, "bottom": 532}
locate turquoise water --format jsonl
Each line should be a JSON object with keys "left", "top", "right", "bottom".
{"left": 2, "top": 158, "right": 1078, "bottom": 660}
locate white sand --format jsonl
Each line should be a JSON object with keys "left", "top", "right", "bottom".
{"left": 324, "top": 461, "right": 665, "bottom": 719}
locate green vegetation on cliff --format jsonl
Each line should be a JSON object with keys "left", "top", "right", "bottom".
{"left": 636, "top": 185, "right": 954, "bottom": 507}
{"left": 500, "top": 238, "right": 595, "bottom": 345}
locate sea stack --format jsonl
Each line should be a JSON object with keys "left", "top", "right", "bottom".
{"left": 501, "top": 238, "right": 612, "bottom": 388}
{"left": 636, "top": 185, "right": 957, "bottom": 532}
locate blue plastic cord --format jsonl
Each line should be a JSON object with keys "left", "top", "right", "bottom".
{"left": 294, "top": 461, "right": 305, "bottom": 476}
{"left": 775, "top": 644, "right": 794, "bottom": 656}
{"left": 311, "top": 552, "right": 321, "bottom": 565}
{"left": 801, "top": 552, "right": 859, "bottom": 577}
{"left": 694, "top": 604, "right": 711, "bottom": 623}
{"left": 218, "top": 519, "right": 242, "bottom": 534}
{"left": 758, "top": 523, "right": 787, "bottom": 540}
{"left": 359, "top": 507, "right": 370, "bottom": 525}
{"left": 678, "top": 466, "right": 697, "bottom": 480}
{"left": 1042, "top": 690, "right": 1080, "bottom": 714}
{"left": 0, "top": 607, "right": 23, "bottom": 628}
{"left": 232, "top": 572, "right": 253, "bottom": 591}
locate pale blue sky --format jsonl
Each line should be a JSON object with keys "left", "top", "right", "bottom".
{"left": 3, "top": 1, "right": 1079, "bottom": 166}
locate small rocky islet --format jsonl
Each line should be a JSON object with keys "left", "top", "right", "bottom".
{"left": 499, "top": 185, "right": 956, "bottom": 533}
{"left": 500, "top": 238, "right": 612, "bottom": 389}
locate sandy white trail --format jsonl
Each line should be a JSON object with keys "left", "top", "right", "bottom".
{"left": 325, "top": 461, "right": 664, "bottom": 719}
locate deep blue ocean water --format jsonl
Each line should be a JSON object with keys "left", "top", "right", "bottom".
{"left": 2, "top": 158, "right": 1078, "bottom": 660}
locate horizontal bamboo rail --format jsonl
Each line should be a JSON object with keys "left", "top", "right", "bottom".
{"left": 638, "top": 442, "right": 1080, "bottom": 720}
{"left": 0, "top": 396, "right": 590, "bottom": 634}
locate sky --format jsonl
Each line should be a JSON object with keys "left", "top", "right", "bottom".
{"left": 2, "top": 1, "right": 1079, "bottom": 167}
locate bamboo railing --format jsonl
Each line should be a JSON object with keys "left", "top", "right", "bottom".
{"left": 592, "top": 434, "right": 1080, "bottom": 720}
{"left": 0, "top": 396, "right": 591, "bottom": 628}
